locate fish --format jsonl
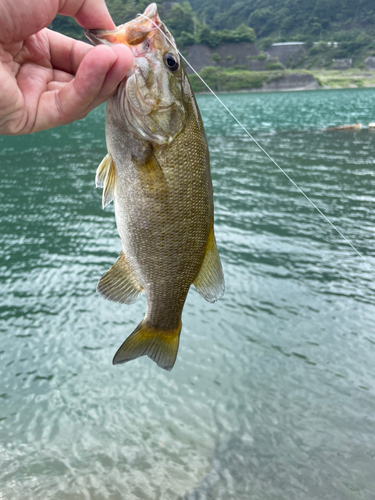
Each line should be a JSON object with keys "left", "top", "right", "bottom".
{"left": 85, "top": 3, "right": 224, "bottom": 371}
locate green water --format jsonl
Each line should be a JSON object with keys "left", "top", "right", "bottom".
{"left": 1, "top": 88, "right": 375, "bottom": 500}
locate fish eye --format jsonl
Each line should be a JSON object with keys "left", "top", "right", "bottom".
{"left": 163, "top": 52, "right": 179, "bottom": 72}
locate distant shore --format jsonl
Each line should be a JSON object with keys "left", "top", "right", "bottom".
{"left": 192, "top": 69, "right": 375, "bottom": 94}
{"left": 312, "top": 69, "right": 375, "bottom": 89}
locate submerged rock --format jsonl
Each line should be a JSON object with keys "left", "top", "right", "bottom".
{"left": 325, "top": 123, "right": 362, "bottom": 131}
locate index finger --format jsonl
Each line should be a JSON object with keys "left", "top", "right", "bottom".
{"left": 58, "top": 0, "right": 116, "bottom": 30}
{"left": 0, "top": 0, "right": 115, "bottom": 45}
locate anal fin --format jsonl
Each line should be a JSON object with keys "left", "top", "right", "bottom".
{"left": 193, "top": 225, "right": 225, "bottom": 303}
{"left": 97, "top": 252, "right": 143, "bottom": 304}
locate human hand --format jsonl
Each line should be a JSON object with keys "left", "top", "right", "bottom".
{"left": 0, "top": 0, "right": 133, "bottom": 135}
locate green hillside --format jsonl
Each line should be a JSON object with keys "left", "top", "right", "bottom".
{"left": 52, "top": 0, "right": 375, "bottom": 48}
{"left": 50, "top": 0, "right": 255, "bottom": 48}
{"left": 188, "top": 0, "right": 375, "bottom": 37}
{"left": 50, "top": 0, "right": 375, "bottom": 89}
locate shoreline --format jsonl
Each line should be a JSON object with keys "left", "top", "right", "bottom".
{"left": 192, "top": 69, "right": 375, "bottom": 95}
{"left": 195, "top": 84, "right": 375, "bottom": 95}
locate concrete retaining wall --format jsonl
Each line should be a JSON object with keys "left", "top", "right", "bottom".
{"left": 263, "top": 73, "right": 319, "bottom": 91}
{"left": 365, "top": 57, "right": 375, "bottom": 70}
{"left": 266, "top": 43, "right": 306, "bottom": 66}
{"left": 182, "top": 43, "right": 260, "bottom": 73}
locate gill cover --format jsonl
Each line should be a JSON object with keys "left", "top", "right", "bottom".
{"left": 85, "top": 3, "right": 186, "bottom": 144}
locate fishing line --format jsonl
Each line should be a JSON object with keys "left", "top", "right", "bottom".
{"left": 137, "top": 13, "right": 375, "bottom": 274}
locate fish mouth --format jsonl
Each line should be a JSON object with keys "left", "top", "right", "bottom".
{"left": 84, "top": 3, "right": 162, "bottom": 49}
{"left": 84, "top": 3, "right": 176, "bottom": 105}
{"left": 84, "top": 27, "right": 156, "bottom": 48}
{"left": 84, "top": 29, "right": 104, "bottom": 46}
{"left": 85, "top": 2, "right": 177, "bottom": 60}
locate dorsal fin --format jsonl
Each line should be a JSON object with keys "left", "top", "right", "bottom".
{"left": 193, "top": 225, "right": 225, "bottom": 303}
{"left": 97, "top": 252, "right": 143, "bottom": 304}
{"left": 95, "top": 154, "right": 117, "bottom": 208}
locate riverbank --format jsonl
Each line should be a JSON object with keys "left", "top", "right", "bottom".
{"left": 313, "top": 69, "right": 375, "bottom": 89}
{"left": 189, "top": 68, "right": 375, "bottom": 93}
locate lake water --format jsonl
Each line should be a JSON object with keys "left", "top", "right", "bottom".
{"left": 1, "top": 88, "right": 375, "bottom": 500}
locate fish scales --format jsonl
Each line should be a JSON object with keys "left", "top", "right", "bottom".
{"left": 86, "top": 3, "right": 224, "bottom": 371}
{"left": 109, "top": 97, "right": 211, "bottom": 328}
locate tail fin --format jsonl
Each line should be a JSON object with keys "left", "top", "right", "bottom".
{"left": 112, "top": 320, "right": 182, "bottom": 371}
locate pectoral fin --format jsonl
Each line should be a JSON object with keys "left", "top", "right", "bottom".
{"left": 95, "top": 154, "right": 117, "bottom": 208}
{"left": 97, "top": 252, "right": 143, "bottom": 304}
{"left": 193, "top": 226, "right": 225, "bottom": 303}
{"left": 132, "top": 147, "right": 167, "bottom": 197}
{"left": 96, "top": 154, "right": 111, "bottom": 187}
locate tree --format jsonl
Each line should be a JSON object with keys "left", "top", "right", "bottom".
{"left": 166, "top": 2, "right": 195, "bottom": 35}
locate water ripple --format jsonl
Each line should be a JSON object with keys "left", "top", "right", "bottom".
{"left": 1, "top": 89, "right": 375, "bottom": 499}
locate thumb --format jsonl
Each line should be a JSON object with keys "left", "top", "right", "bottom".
{"left": 32, "top": 44, "right": 133, "bottom": 132}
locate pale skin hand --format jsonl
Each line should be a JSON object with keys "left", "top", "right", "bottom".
{"left": 0, "top": 0, "right": 133, "bottom": 135}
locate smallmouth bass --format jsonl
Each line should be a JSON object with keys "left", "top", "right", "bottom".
{"left": 86, "top": 3, "right": 224, "bottom": 371}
